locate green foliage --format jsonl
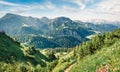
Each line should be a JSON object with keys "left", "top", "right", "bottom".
{"left": 28, "top": 36, "right": 60, "bottom": 48}
{"left": 52, "top": 36, "right": 81, "bottom": 48}
{"left": 70, "top": 41, "right": 120, "bottom": 72}
{"left": 25, "top": 35, "right": 81, "bottom": 48}
{"left": 76, "top": 29, "right": 120, "bottom": 59}
{"left": 0, "top": 28, "right": 120, "bottom": 72}
{"left": 70, "top": 28, "right": 120, "bottom": 72}
{"left": 46, "top": 49, "right": 56, "bottom": 60}
{"left": 0, "top": 32, "right": 24, "bottom": 62}
{"left": 0, "top": 32, "right": 58, "bottom": 72}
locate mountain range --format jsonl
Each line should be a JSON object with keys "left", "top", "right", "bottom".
{"left": 0, "top": 13, "right": 119, "bottom": 48}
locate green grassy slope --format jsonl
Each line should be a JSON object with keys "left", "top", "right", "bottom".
{"left": 70, "top": 41, "right": 120, "bottom": 72}
{"left": 70, "top": 29, "right": 120, "bottom": 72}
{"left": 0, "top": 31, "right": 56, "bottom": 72}
{"left": 0, "top": 31, "right": 24, "bottom": 62}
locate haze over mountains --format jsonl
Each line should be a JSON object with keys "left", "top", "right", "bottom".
{"left": 0, "top": 13, "right": 119, "bottom": 48}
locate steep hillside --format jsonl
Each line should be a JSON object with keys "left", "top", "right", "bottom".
{"left": 51, "top": 36, "right": 81, "bottom": 48}
{"left": 0, "top": 31, "right": 56, "bottom": 72}
{"left": 70, "top": 41, "right": 120, "bottom": 72}
{"left": 28, "top": 36, "right": 59, "bottom": 48}
{"left": 51, "top": 28, "right": 120, "bottom": 72}
{"left": 0, "top": 31, "right": 24, "bottom": 62}
{"left": 0, "top": 13, "right": 46, "bottom": 35}
{"left": 69, "top": 28, "right": 120, "bottom": 72}
{"left": 22, "top": 35, "right": 81, "bottom": 48}
{"left": 48, "top": 17, "right": 94, "bottom": 39}
{"left": 18, "top": 26, "right": 43, "bottom": 35}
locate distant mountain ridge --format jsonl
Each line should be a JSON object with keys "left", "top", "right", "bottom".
{"left": 0, "top": 13, "right": 119, "bottom": 48}
{"left": 84, "top": 23, "right": 118, "bottom": 33}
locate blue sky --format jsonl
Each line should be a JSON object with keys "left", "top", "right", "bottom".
{"left": 0, "top": 0, "right": 120, "bottom": 21}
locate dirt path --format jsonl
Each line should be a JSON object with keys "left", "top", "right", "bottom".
{"left": 64, "top": 63, "right": 75, "bottom": 72}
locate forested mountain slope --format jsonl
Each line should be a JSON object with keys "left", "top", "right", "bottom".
{"left": 1, "top": 13, "right": 119, "bottom": 48}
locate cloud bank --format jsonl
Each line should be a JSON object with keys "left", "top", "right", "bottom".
{"left": 0, "top": 0, "right": 120, "bottom": 21}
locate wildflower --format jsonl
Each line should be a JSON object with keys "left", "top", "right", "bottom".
{"left": 96, "top": 70, "right": 101, "bottom": 72}
{"left": 103, "top": 67, "right": 107, "bottom": 72}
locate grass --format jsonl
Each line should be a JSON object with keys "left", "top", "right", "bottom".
{"left": 70, "top": 41, "right": 120, "bottom": 72}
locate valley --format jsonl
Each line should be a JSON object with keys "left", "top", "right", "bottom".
{"left": 0, "top": 13, "right": 120, "bottom": 72}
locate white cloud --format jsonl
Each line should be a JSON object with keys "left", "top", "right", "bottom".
{"left": 0, "top": 0, "right": 56, "bottom": 13}
{"left": 44, "top": 1, "right": 56, "bottom": 9}
{"left": 0, "top": 0, "right": 120, "bottom": 21}
{"left": 0, "top": 0, "right": 29, "bottom": 7}
{"left": 66, "top": 0, "right": 120, "bottom": 21}
{"left": 68, "top": 0, "right": 86, "bottom": 9}
{"left": 0, "top": 0, "right": 19, "bottom": 6}
{"left": 94, "top": 0, "right": 120, "bottom": 13}
{"left": 82, "top": 0, "right": 94, "bottom": 4}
